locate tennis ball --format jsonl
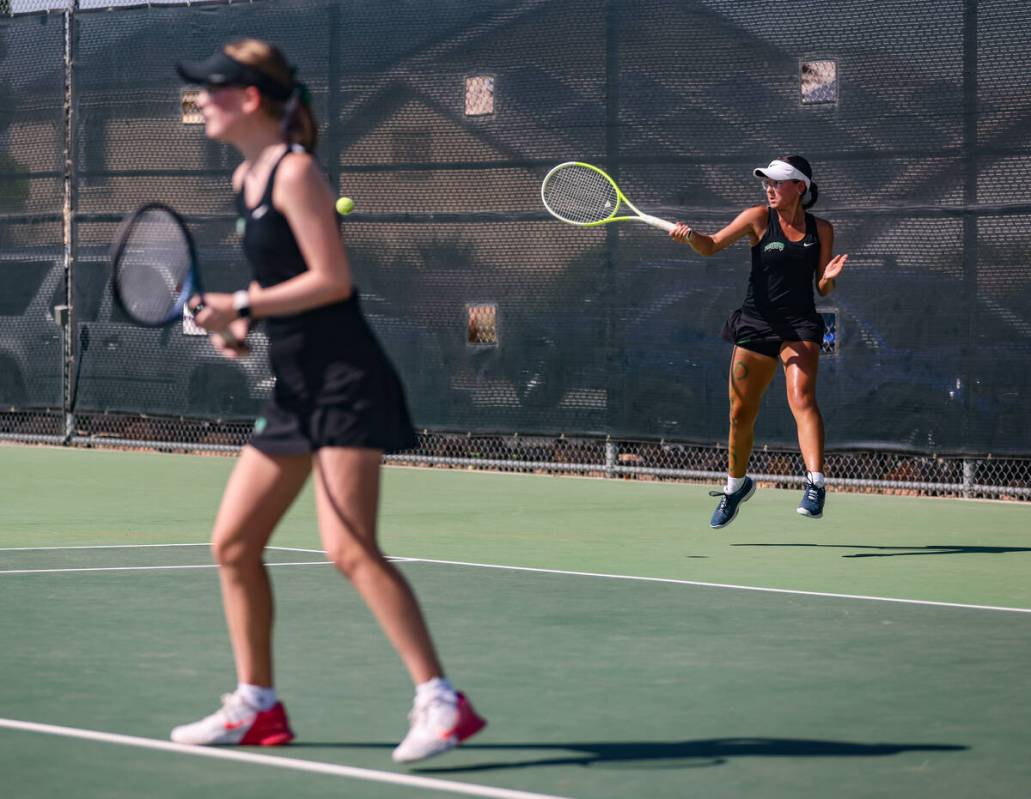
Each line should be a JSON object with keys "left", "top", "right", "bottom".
{"left": 335, "top": 196, "right": 355, "bottom": 215}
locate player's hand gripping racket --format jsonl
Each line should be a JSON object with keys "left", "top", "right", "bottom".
{"left": 111, "top": 203, "right": 242, "bottom": 348}
{"left": 541, "top": 161, "right": 676, "bottom": 233}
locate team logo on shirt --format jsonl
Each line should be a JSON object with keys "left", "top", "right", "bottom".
{"left": 763, "top": 242, "right": 785, "bottom": 253}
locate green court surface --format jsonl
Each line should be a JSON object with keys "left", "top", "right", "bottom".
{"left": 1, "top": 445, "right": 1029, "bottom": 798}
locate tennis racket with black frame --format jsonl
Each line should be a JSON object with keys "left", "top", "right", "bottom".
{"left": 541, "top": 161, "right": 677, "bottom": 233}
{"left": 110, "top": 203, "right": 241, "bottom": 348}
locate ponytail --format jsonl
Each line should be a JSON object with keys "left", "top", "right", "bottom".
{"left": 778, "top": 154, "right": 818, "bottom": 209}
{"left": 281, "top": 82, "right": 318, "bottom": 153}
{"left": 803, "top": 181, "right": 819, "bottom": 209}
{"left": 224, "top": 39, "right": 319, "bottom": 153}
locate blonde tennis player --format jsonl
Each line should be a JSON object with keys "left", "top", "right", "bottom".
{"left": 168, "top": 38, "right": 485, "bottom": 763}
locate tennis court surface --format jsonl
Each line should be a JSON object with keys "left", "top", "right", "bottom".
{"left": 1, "top": 445, "right": 1029, "bottom": 799}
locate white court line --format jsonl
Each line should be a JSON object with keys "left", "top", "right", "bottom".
{"left": 0, "top": 543, "right": 210, "bottom": 552}
{"left": 0, "top": 562, "right": 330, "bottom": 576}
{"left": 1, "top": 545, "right": 1028, "bottom": 614}
{"left": 392, "top": 557, "right": 1031, "bottom": 615}
{"left": 0, "top": 718, "right": 570, "bottom": 799}
{"left": 0, "top": 544, "right": 328, "bottom": 575}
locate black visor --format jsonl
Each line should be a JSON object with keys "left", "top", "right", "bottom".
{"left": 175, "top": 51, "right": 294, "bottom": 101}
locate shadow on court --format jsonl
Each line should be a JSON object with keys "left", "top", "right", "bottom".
{"left": 732, "top": 544, "right": 1031, "bottom": 558}
{"left": 292, "top": 738, "right": 967, "bottom": 772}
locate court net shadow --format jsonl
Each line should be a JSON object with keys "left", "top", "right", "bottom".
{"left": 294, "top": 737, "right": 966, "bottom": 773}
{"left": 732, "top": 543, "right": 1031, "bottom": 558}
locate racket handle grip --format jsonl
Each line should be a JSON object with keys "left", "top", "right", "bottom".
{"left": 639, "top": 214, "right": 677, "bottom": 233}
{"left": 192, "top": 301, "right": 244, "bottom": 351}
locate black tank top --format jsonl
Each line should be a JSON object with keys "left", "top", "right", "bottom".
{"left": 236, "top": 144, "right": 312, "bottom": 291}
{"left": 742, "top": 208, "right": 820, "bottom": 323}
{"left": 235, "top": 146, "right": 391, "bottom": 404}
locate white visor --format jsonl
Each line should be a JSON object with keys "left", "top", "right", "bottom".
{"left": 753, "top": 159, "right": 811, "bottom": 188}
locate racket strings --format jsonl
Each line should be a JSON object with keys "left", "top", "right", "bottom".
{"left": 542, "top": 166, "right": 619, "bottom": 225}
{"left": 116, "top": 209, "right": 193, "bottom": 326}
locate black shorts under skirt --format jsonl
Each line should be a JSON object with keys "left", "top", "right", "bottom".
{"left": 721, "top": 307, "right": 825, "bottom": 360}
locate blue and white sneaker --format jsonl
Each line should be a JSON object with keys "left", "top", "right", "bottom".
{"left": 709, "top": 477, "right": 756, "bottom": 529}
{"left": 797, "top": 480, "right": 826, "bottom": 518}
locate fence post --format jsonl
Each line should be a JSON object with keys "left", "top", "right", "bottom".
{"left": 61, "top": 1, "right": 79, "bottom": 443}
{"left": 962, "top": 458, "right": 975, "bottom": 498}
{"left": 605, "top": 439, "right": 617, "bottom": 479}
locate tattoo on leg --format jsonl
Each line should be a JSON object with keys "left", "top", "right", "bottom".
{"left": 733, "top": 361, "right": 749, "bottom": 382}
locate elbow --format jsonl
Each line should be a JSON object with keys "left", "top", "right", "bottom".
{"left": 699, "top": 238, "right": 720, "bottom": 257}
{"left": 318, "top": 272, "right": 353, "bottom": 303}
{"left": 329, "top": 280, "right": 353, "bottom": 303}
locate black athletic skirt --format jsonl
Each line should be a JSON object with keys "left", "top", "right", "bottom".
{"left": 721, "top": 307, "right": 825, "bottom": 359}
{"left": 249, "top": 301, "right": 419, "bottom": 456}
{"left": 249, "top": 365, "right": 419, "bottom": 455}
{"left": 249, "top": 391, "right": 418, "bottom": 455}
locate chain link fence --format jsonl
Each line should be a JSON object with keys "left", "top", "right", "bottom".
{"left": 2, "top": 0, "right": 1030, "bottom": 502}
{"left": 394, "top": 435, "right": 1031, "bottom": 501}
{"left": 3, "top": 414, "right": 1012, "bottom": 502}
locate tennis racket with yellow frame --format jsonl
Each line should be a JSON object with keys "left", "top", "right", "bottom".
{"left": 541, "top": 161, "right": 676, "bottom": 233}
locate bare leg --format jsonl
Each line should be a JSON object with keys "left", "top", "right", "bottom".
{"left": 780, "top": 340, "right": 825, "bottom": 473}
{"left": 313, "top": 448, "right": 444, "bottom": 685}
{"left": 210, "top": 446, "right": 311, "bottom": 687}
{"left": 727, "top": 346, "right": 779, "bottom": 477}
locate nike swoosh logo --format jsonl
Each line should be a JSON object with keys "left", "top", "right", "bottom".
{"left": 803, "top": 241, "right": 817, "bottom": 247}
{"left": 224, "top": 720, "right": 245, "bottom": 730}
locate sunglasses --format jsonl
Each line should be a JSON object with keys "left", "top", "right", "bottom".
{"left": 761, "top": 178, "right": 802, "bottom": 191}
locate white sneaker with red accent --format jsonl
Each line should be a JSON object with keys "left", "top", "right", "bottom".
{"left": 170, "top": 693, "right": 294, "bottom": 746}
{"left": 391, "top": 692, "right": 486, "bottom": 763}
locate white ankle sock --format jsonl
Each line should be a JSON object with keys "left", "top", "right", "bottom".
{"left": 416, "top": 676, "right": 456, "bottom": 704}
{"left": 236, "top": 683, "right": 278, "bottom": 712}
{"left": 807, "top": 471, "right": 826, "bottom": 487}
{"left": 726, "top": 475, "right": 747, "bottom": 493}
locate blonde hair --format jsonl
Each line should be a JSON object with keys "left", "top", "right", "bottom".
{"left": 224, "top": 38, "right": 318, "bottom": 153}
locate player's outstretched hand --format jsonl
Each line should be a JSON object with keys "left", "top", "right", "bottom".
{"left": 824, "top": 253, "right": 848, "bottom": 280}
{"left": 670, "top": 222, "right": 693, "bottom": 243}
